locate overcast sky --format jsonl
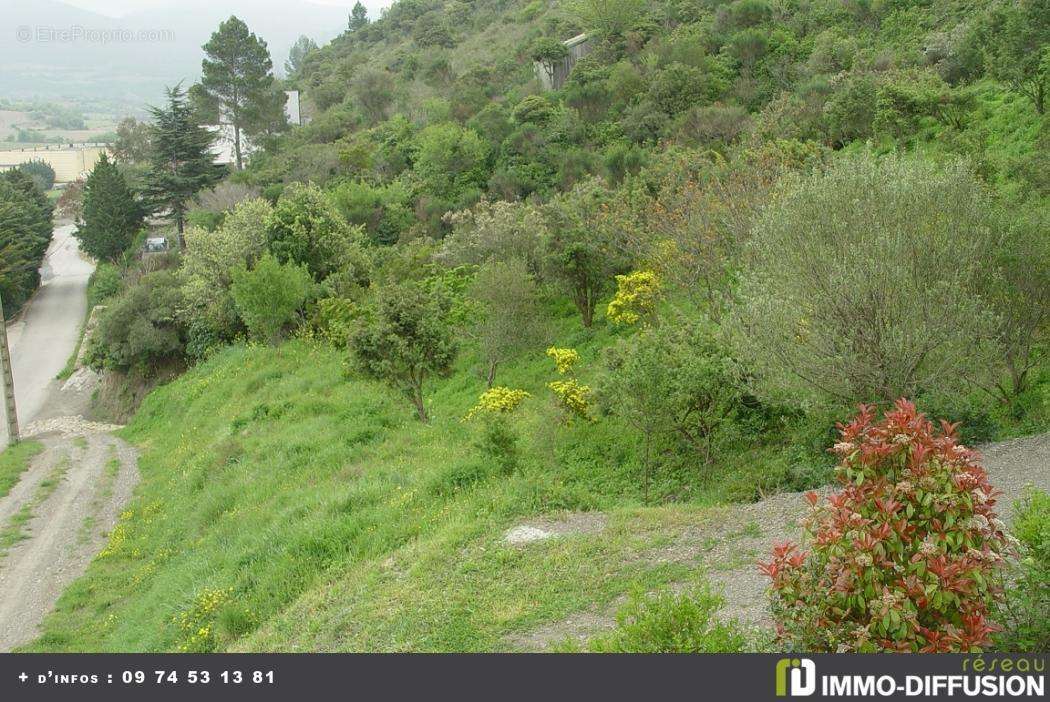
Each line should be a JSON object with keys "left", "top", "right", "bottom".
{"left": 60, "top": 0, "right": 393, "bottom": 19}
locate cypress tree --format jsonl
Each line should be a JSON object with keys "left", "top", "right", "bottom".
{"left": 76, "top": 153, "right": 143, "bottom": 263}
{"left": 0, "top": 178, "right": 50, "bottom": 313}
{"left": 145, "top": 85, "right": 226, "bottom": 246}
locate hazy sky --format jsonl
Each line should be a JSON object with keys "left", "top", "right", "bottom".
{"left": 60, "top": 0, "right": 394, "bottom": 18}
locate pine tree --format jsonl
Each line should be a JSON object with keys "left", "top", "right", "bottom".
{"left": 76, "top": 153, "right": 143, "bottom": 263}
{"left": 145, "top": 85, "right": 226, "bottom": 246}
{"left": 285, "top": 35, "right": 318, "bottom": 78}
{"left": 198, "top": 16, "right": 285, "bottom": 170}
{"left": 349, "top": 2, "right": 369, "bottom": 31}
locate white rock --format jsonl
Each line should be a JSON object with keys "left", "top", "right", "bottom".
{"left": 22, "top": 415, "right": 123, "bottom": 438}
{"left": 504, "top": 525, "right": 555, "bottom": 545}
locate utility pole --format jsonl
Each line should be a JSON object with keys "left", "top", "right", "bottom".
{"left": 0, "top": 291, "right": 18, "bottom": 445}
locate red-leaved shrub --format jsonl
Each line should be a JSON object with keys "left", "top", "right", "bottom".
{"left": 760, "top": 400, "right": 1011, "bottom": 652}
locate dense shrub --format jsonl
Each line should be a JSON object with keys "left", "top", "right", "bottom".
{"left": 231, "top": 254, "right": 313, "bottom": 345}
{"left": 732, "top": 153, "right": 1001, "bottom": 406}
{"left": 180, "top": 198, "right": 272, "bottom": 355}
{"left": 438, "top": 199, "right": 546, "bottom": 273}
{"left": 601, "top": 321, "right": 741, "bottom": 499}
{"left": 761, "top": 401, "right": 1011, "bottom": 652}
{"left": 87, "top": 271, "right": 186, "bottom": 373}
{"left": 87, "top": 263, "right": 124, "bottom": 309}
{"left": 266, "top": 183, "right": 369, "bottom": 283}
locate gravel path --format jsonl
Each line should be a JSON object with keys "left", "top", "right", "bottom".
{"left": 510, "top": 432, "right": 1050, "bottom": 650}
{"left": 0, "top": 429, "right": 138, "bottom": 651}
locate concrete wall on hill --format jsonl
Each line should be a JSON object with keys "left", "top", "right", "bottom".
{"left": 0, "top": 145, "right": 107, "bottom": 183}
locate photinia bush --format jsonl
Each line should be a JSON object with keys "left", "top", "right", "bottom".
{"left": 760, "top": 399, "right": 1011, "bottom": 652}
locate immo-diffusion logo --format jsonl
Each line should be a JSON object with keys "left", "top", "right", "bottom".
{"left": 776, "top": 658, "right": 816, "bottom": 697}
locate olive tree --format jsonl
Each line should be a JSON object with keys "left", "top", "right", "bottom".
{"left": 731, "top": 153, "right": 1001, "bottom": 406}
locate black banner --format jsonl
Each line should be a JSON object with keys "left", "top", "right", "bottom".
{"left": 0, "top": 653, "right": 1045, "bottom": 701}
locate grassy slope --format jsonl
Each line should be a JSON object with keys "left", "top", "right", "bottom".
{"left": 26, "top": 287, "right": 1044, "bottom": 651}
{"left": 26, "top": 305, "right": 743, "bottom": 652}
{"left": 0, "top": 441, "right": 43, "bottom": 500}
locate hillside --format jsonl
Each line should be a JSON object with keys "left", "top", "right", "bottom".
{"left": 14, "top": 0, "right": 1049, "bottom": 654}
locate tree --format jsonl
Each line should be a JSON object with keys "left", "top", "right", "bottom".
{"left": 466, "top": 259, "right": 546, "bottom": 387}
{"left": 349, "top": 1, "right": 369, "bottom": 31}
{"left": 530, "top": 37, "right": 569, "bottom": 87}
{"left": 56, "top": 178, "right": 85, "bottom": 221}
{"left": 984, "top": 0, "right": 1049, "bottom": 113}
{"left": 111, "top": 118, "right": 153, "bottom": 164}
{"left": 568, "top": 0, "right": 647, "bottom": 38}
{"left": 543, "top": 178, "right": 629, "bottom": 327}
{"left": 351, "top": 282, "right": 458, "bottom": 422}
{"left": 145, "top": 85, "right": 226, "bottom": 246}
{"left": 0, "top": 178, "right": 50, "bottom": 314}
{"left": 231, "top": 253, "right": 313, "bottom": 345}
{"left": 601, "top": 322, "right": 740, "bottom": 500}
{"left": 266, "top": 183, "right": 369, "bottom": 282}
{"left": 199, "top": 16, "right": 286, "bottom": 170}
{"left": 17, "top": 160, "right": 55, "bottom": 191}
{"left": 180, "top": 198, "right": 272, "bottom": 354}
{"left": 2, "top": 169, "right": 52, "bottom": 244}
{"left": 731, "top": 153, "right": 1001, "bottom": 406}
{"left": 76, "top": 153, "right": 143, "bottom": 262}
{"left": 285, "top": 35, "right": 318, "bottom": 77}
{"left": 979, "top": 207, "right": 1050, "bottom": 401}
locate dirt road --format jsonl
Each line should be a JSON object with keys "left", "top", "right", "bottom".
{"left": 0, "top": 224, "right": 138, "bottom": 651}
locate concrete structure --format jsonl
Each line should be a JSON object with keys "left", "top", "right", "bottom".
{"left": 0, "top": 145, "right": 107, "bottom": 184}
{"left": 207, "top": 90, "right": 305, "bottom": 168}
{"left": 534, "top": 33, "right": 594, "bottom": 91}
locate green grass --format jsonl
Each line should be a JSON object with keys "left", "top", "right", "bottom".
{"left": 0, "top": 454, "right": 68, "bottom": 558}
{"left": 25, "top": 298, "right": 816, "bottom": 652}
{"left": 0, "top": 440, "right": 43, "bottom": 499}
{"left": 22, "top": 301, "right": 1042, "bottom": 651}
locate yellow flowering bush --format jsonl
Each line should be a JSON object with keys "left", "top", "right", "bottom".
{"left": 464, "top": 386, "right": 532, "bottom": 421}
{"left": 548, "top": 378, "right": 593, "bottom": 422}
{"left": 173, "top": 586, "right": 234, "bottom": 653}
{"left": 606, "top": 270, "right": 661, "bottom": 326}
{"left": 546, "top": 347, "right": 580, "bottom": 375}
{"left": 465, "top": 387, "right": 532, "bottom": 472}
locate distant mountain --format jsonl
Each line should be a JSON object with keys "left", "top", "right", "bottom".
{"left": 0, "top": 0, "right": 351, "bottom": 109}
